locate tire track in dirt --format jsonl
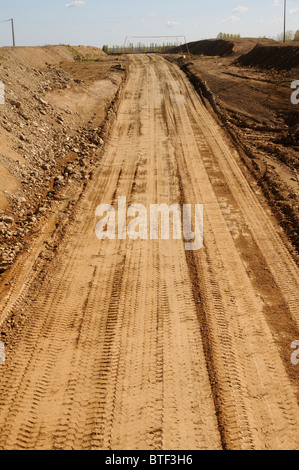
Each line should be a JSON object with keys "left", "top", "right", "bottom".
{"left": 0, "top": 55, "right": 298, "bottom": 450}
{"left": 157, "top": 56, "right": 299, "bottom": 449}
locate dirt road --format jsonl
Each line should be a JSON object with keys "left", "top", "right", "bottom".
{"left": 0, "top": 55, "right": 298, "bottom": 450}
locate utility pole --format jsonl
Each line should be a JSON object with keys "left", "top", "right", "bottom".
{"left": 283, "top": 0, "right": 287, "bottom": 43}
{"left": 10, "top": 18, "right": 16, "bottom": 47}
{"left": 4, "top": 18, "right": 16, "bottom": 46}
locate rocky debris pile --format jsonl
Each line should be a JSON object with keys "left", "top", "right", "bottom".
{"left": 0, "top": 120, "right": 108, "bottom": 273}
{"left": 0, "top": 48, "right": 123, "bottom": 274}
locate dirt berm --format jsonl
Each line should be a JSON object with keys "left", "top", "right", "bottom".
{"left": 0, "top": 45, "right": 126, "bottom": 275}
{"left": 236, "top": 43, "right": 299, "bottom": 71}
{"left": 169, "top": 38, "right": 277, "bottom": 57}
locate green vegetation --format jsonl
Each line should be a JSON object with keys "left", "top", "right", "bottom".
{"left": 67, "top": 45, "right": 84, "bottom": 61}
{"left": 66, "top": 45, "right": 102, "bottom": 62}
{"left": 276, "top": 30, "right": 299, "bottom": 42}
{"left": 217, "top": 33, "right": 241, "bottom": 39}
{"left": 103, "top": 42, "right": 183, "bottom": 54}
{"left": 217, "top": 31, "right": 299, "bottom": 43}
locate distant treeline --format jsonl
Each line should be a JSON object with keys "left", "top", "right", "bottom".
{"left": 102, "top": 42, "right": 183, "bottom": 54}
{"left": 217, "top": 30, "right": 299, "bottom": 42}
{"left": 217, "top": 33, "right": 241, "bottom": 39}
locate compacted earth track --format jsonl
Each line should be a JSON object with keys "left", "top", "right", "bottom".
{"left": 0, "top": 55, "right": 298, "bottom": 450}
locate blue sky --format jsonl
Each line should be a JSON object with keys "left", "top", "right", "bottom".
{"left": 0, "top": 0, "right": 299, "bottom": 47}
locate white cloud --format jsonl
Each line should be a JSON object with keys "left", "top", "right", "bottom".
{"left": 233, "top": 6, "right": 249, "bottom": 14}
{"left": 290, "top": 8, "right": 299, "bottom": 14}
{"left": 221, "top": 16, "right": 240, "bottom": 23}
{"left": 270, "top": 17, "right": 283, "bottom": 23}
{"left": 66, "top": 1, "right": 86, "bottom": 8}
{"left": 132, "top": 13, "right": 157, "bottom": 24}
{"left": 165, "top": 21, "right": 180, "bottom": 28}
{"left": 270, "top": 0, "right": 281, "bottom": 7}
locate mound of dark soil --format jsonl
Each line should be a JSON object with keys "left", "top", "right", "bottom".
{"left": 170, "top": 39, "right": 235, "bottom": 57}
{"left": 168, "top": 38, "right": 276, "bottom": 58}
{"left": 236, "top": 43, "right": 299, "bottom": 70}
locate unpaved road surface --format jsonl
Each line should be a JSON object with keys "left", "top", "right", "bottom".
{"left": 172, "top": 53, "right": 299, "bottom": 251}
{"left": 0, "top": 55, "right": 298, "bottom": 450}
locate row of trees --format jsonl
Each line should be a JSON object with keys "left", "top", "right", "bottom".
{"left": 102, "top": 31, "right": 299, "bottom": 55}
{"left": 102, "top": 42, "right": 183, "bottom": 54}
{"left": 217, "top": 33, "right": 241, "bottom": 39}
{"left": 276, "top": 30, "right": 298, "bottom": 41}
{"left": 217, "top": 31, "right": 299, "bottom": 42}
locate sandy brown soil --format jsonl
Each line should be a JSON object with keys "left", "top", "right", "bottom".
{"left": 0, "top": 46, "right": 125, "bottom": 275}
{"left": 0, "top": 54, "right": 298, "bottom": 450}
{"left": 169, "top": 51, "right": 299, "bottom": 254}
